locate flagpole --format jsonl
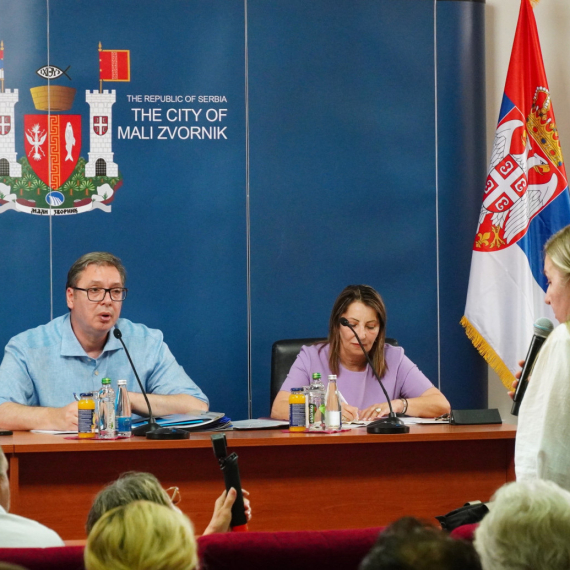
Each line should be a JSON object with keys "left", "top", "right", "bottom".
{"left": 98, "top": 41, "right": 102, "bottom": 93}
{"left": 1, "top": 40, "right": 4, "bottom": 94}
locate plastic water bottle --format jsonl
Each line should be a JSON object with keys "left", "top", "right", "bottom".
{"left": 115, "top": 379, "right": 132, "bottom": 437}
{"left": 98, "top": 377, "right": 116, "bottom": 438}
{"left": 308, "top": 372, "right": 326, "bottom": 430}
{"left": 325, "top": 375, "right": 342, "bottom": 430}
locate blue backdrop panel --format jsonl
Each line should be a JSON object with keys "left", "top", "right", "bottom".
{"left": 0, "top": 0, "right": 487, "bottom": 421}
{"left": 248, "top": 0, "right": 439, "bottom": 416}
{"left": 0, "top": 1, "right": 52, "bottom": 333}
{"left": 436, "top": 0, "right": 487, "bottom": 408}
{"left": 0, "top": 0, "right": 249, "bottom": 418}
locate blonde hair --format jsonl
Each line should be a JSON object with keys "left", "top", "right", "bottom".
{"left": 545, "top": 225, "right": 570, "bottom": 280}
{"left": 84, "top": 500, "right": 197, "bottom": 570}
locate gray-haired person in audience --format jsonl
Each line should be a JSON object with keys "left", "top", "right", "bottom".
{"left": 86, "top": 471, "right": 251, "bottom": 535}
{"left": 474, "top": 480, "right": 570, "bottom": 570}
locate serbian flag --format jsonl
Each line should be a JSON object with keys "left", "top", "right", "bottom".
{"left": 99, "top": 48, "right": 130, "bottom": 82}
{"left": 0, "top": 42, "right": 4, "bottom": 79}
{"left": 461, "top": 0, "right": 570, "bottom": 388}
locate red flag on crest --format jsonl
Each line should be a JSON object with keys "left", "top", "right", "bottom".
{"left": 99, "top": 49, "right": 130, "bottom": 82}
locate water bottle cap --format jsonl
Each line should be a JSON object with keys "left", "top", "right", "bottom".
{"left": 312, "top": 372, "right": 321, "bottom": 380}
{"left": 328, "top": 375, "right": 337, "bottom": 381}
{"left": 79, "top": 392, "right": 93, "bottom": 399}
{"left": 117, "top": 379, "right": 127, "bottom": 385}
{"left": 101, "top": 377, "right": 112, "bottom": 385}
{"left": 291, "top": 387, "right": 304, "bottom": 393}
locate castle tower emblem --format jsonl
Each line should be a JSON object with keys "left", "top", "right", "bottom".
{"left": 85, "top": 89, "right": 118, "bottom": 177}
{"left": 0, "top": 88, "right": 22, "bottom": 178}
{"left": 0, "top": 41, "right": 22, "bottom": 179}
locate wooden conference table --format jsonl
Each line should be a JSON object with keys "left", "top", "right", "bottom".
{"left": 1, "top": 424, "right": 516, "bottom": 540}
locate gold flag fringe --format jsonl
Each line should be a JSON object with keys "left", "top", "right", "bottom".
{"left": 460, "top": 316, "right": 515, "bottom": 390}
{"left": 530, "top": 0, "right": 540, "bottom": 7}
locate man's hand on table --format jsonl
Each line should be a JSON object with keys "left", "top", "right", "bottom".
{"left": 49, "top": 402, "right": 78, "bottom": 431}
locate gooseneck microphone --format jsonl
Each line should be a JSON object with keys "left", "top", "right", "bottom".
{"left": 511, "top": 317, "right": 554, "bottom": 416}
{"left": 113, "top": 327, "right": 189, "bottom": 440}
{"left": 339, "top": 318, "right": 409, "bottom": 434}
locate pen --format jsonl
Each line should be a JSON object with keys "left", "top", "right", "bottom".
{"left": 337, "top": 389, "right": 360, "bottom": 422}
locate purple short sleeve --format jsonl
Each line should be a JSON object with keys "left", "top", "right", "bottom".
{"left": 280, "top": 344, "right": 330, "bottom": 392}
{"left": 278, "top": 343, "right": 434, "bottom": 410}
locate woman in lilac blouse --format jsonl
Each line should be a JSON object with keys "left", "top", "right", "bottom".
{"left": 271, "top": 285, "right": 450, "bottom": 422}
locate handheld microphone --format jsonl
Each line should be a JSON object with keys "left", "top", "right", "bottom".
{"left": 113, "top": 327, "right": 189, "bottom": 440}
{"left": 511, "top": 317, "right": 554, "bottom": 416}
{"left": 339, "top": 318, "right": 409, "bottom": 434}
{"left": 211, "top": 434, "right": 248, "bottom": 531}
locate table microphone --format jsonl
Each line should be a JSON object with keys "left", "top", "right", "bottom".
{"left": 113, "top": 327, "right": 189, "bottom": 440}
{"left": 511, "top": 317, "right": 554, "bottom": 416}
{"left": 339, "top": 318, "right": 409, "bottom": 434}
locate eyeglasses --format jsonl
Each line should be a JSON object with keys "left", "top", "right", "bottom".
{"left": 71, "top": 287, "right": 128, "bottom": 302}
{"left": 166, "top": 486, "right": 181, "bottom": 505}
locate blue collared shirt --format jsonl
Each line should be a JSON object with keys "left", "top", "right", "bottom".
{"left": 0, "top": 314, "right": 208, "bottom": 409}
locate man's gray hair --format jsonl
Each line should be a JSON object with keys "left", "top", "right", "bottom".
{"left": 474, "top": 479, "right": 570, "bottom": 570}
{"left": 66, "top": 252, "right": 127, "bottom": 289}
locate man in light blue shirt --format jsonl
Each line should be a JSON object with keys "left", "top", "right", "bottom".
{"left": 0, "top": 252, "right": 208, "bottom": 431}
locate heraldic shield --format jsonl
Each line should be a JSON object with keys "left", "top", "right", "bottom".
{"left": 0, "top": 116, "right": 11, "bottom": 135}
{"left": 24, "top": 114, "right": 81, "bottom": 190}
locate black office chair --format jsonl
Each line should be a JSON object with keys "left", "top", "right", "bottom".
{"left": 270, "top": 336, "right": 399, "bottom": 407}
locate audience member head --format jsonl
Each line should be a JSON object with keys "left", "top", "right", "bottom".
{"left": 84, "top": 500, "right": 197, "bottom": 570}
{"left": 328, "top": 284, "right": 387, "bottom": 376}
{"left": 360, "top": 517, "right": 482, "bottom": 570}
{"left": 0, "top": 447, "right": 10, "bottom": 512}
{"left": 86, "top": 471, "right": 173, "bottom": 533}
{"left": 474, "top": 480, "right": 570, "bottom": 570}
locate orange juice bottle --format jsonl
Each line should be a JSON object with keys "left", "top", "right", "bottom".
{"left": 289, "top": 388, "right": 306, "bottom": 432}
{"left": 78, "top": 392, "right": 96, "bottom": 439}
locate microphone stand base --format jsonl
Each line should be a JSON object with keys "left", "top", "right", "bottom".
{"left": 146, "top": 427, "right": 190, "bottom": 440}
{"left": 366, "top": 417, "right": 410, "bottom": 434}
{"left": 132, "top": 421, "right": 162, "bottom": 437}
{"left": 132, "top": 420, "right": 191, "bottom": 439}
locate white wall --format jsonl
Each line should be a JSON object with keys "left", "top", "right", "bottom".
{"left": 485, "top": 0, "right": 570, "bottom": 420}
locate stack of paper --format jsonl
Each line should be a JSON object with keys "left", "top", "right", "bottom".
{"left": 132, "top": 411, "right": 232, "bottom": 432}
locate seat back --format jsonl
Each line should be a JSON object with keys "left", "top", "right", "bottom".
{"left": 449, "top": 523, "right": 478, "bottom": 542}
{"left": 0, "top": 546, "right": 85, "bottom": 570}
{"left": 198, "top": 527, "right": 383, "bottom": 570}
{"left": 270, "top": 337, "right": 398, "bottom": 406}
{"left": 270, "top": 338, "right": 326, "bottom": 407}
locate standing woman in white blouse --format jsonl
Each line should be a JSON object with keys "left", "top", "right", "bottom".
{"left": 515, "top": 224, "right": 570, "bottom": 490}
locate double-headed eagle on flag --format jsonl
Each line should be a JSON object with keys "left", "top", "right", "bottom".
{"left": 475, "top": 86, "right": 565, "bottom": 251}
